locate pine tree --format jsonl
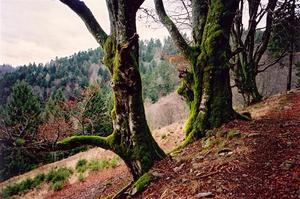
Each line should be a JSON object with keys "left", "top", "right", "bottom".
{"left": 6, "top": 80, "right": 41, "bottom": 131}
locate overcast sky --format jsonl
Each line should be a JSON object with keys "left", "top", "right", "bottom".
{"left": 0, "top": 0, "right": 168, "bottom": 66}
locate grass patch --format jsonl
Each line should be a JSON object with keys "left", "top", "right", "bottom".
{"left": 1, "top": 156, "right": 120, "bottom": 198}
{"left": 88, "top": 156, "right": 120, "bottom": 171}
{"left": 76, "top": 159, "right": 88, "bottom": 173}
{"left": 78, "top": 173, "right": 85, "bottom": 182}
{"left": 1, "top": 173, "right": 46, "bottom": 198}
{"left": 46, "top": 167, "right": 73, "bottom": 190}
{"left": 52, "top": 181, "right": 64, "bottom": 191}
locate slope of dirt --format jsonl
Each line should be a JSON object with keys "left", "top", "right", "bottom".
{"left": 2, "top": 90, "right": 300, "bottom": 199}
{"left": 137, "top": 90, "right": 300, "bottom": 199}
{"left": 0, "top": 117, "right": 185, "bottom": 199}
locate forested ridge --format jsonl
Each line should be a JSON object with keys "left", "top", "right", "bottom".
{"left": 0, "top": 37, "right": 179, "bottom": 105}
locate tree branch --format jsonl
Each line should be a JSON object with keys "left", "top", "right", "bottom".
{"left": 154, "top": 0, "right": 193, "bottom": 60}
{"left": 254, "top": 0, "right": 278, "bottom": 68}
{"left": 257, "top": 50, "right": 288, "bottom": 73}
{"left": 60, "top": 0, "right": 108, "bottom": 46}
{"left": 57, "top": 134, "right": 114, "bottom": 151}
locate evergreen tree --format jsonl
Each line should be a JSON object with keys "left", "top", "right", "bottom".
{"left": 0, "top": 81, "right": 41, "bottom": 180}
{"left": 6, "top": 80, "right": 41, "bottom": 130}
{"left": 43, "top": 88, "right": 66, "bottom": 121}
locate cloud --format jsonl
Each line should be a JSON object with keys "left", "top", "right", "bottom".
{"left": 0, "top": 0, "right": 168, "bottom": 66}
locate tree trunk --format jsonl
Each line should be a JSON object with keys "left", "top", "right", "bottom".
{"left": 233, "top": 58, "right": 262, "bottom": 106}
{"left": 58, "top": 0, "right": 165, "bottom": 180}
{"left": 106, "top": 4, "right": 165, "bottom": 179}
{"left": 184, "top": 0, "right": 240, "bottom": 141}
{"left": 287, "top": 0, "right": 296, "bottom": 91}
{"left": 155, "top": 0, "right": 244, "bottom": 142}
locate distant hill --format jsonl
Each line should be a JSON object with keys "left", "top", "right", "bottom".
{"left": 0, "top": 65, "right": 15, "bottom": 79}
{"left": 0, "top": 37, "right": 180, "bottom": 105}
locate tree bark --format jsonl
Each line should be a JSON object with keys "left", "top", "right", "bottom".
{"left": 287, "top": 0, "right": 296, "bottom": 91}
{"left": 59, "top": 0, "right": 165, "bottom": 180}
{"left": 156, "top": 0, "right": 242, "bottom": 142}
{"left": 184, "top": 0, "right": 240, "bottom": 141}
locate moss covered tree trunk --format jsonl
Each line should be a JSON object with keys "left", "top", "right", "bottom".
{"left": 59, "top": 0, "right": 165, "bottom": 180}
{"left": 156, "top": 0, "right": 241, "bottom": 142}
{"left": 185, "top": 0, "right": 240, "bottom": 140}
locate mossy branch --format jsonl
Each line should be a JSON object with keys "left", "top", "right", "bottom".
{"left": 60, "top": 0, "right": 108, "bottom": 46}
{"left": 57, "top": 134, "right": 114, "bottom": 151}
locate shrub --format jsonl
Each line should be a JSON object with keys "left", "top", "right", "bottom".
{"left": 1, "top": 174, "right": 45, "bottom": 198}
{"left": 76, "top": 159, "right": 88, "bottom": 173}
{"left": 109, "top": 156, "right": 120, "bottom": 168}
{"left": 78, "top": 173, "right": 85, "bottom": 182}
{"left": 46, "top": 167, "right": 72, "bottom": 183}
{"left": 88, "top": 160, "right": 105, "bottom": 171}
{"left": 87, "top": 156, "right": 120, "bottom": 171}
{"left": 52, "top": 181, "right": 63, "bottom": 191}
{"left": 45, "top": 167, "right": 72, "bottom": 191}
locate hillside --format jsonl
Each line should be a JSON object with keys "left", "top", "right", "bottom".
{"left": 1, "top": 90, "right": 299, "bottom": 198}
{"left": 0, "top": 37, "right": 179, "bottom": 106}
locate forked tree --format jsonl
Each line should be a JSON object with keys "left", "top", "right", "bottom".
{"left": 155, "top": 0, "right": 245, "bottom": 142}
{"left": 58, "top": 0, "right": 165, "bottom": 180}
{"left": 231, "top": 0, "right": 279, "bottom": 105}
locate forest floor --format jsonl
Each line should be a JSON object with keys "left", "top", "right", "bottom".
{"left": 136, "top": 90, "right": 300, "bottom": 199}
{"left": 1, "top": 90, "right": 300, "bottom": 199}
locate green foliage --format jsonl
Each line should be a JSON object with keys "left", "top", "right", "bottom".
{"left": 43, "top": 88, "right": 67, "bottom": 121}
{"left": 78, "top": 173, "right": 85, "bottom": 182}
{"left": 0, "top": 81, "right": 42, "bottom": 181}
{"left": 86, "top": 156, "right": 120, "bottom": 172}
{"left": 83, "top": 84, "right": 113, "bottom": 136}
{"left": 141, "top": 61, "right": 178, "bottom": 102}
{"left": 6, "top": 80, "right": 41, "bottom": 126}
{"left": 45, "top": 167, "right": 72, "bottom": 191}
{"left": 0, "top": 48, "right": 105, "bottom": 104}
{"left": 45, "top": 167, "right": 73, "bottom": 184}
{"left": 52, "top": 181, "right": 64, "bottom": 191}
{"left": 1, "top": 166, "right": 73, "bottom": 198}
{"left": 76, "top": 159, "right": 88, "bottom": 173}
{"left": 1, "top": 174, "right": 45, "bottom": 198}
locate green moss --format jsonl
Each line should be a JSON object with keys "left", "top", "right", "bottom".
{"left": 227, "top": 130, "right": 241, "bottom": 139}
{"left": 57, "top": 135, "right": 112, "bottom": 150}
{"left": 132, "top": 172, "right": 153, "bottom": 193}
{"left": 15, "top": 138, "right": 25, "bottom": 146}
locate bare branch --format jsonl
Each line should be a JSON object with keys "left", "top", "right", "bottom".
{"left": 60, "top": 0, "right": 108, "bottom": 46}
{"left": 254, "top": 0, "right": 278, "bottom": 67}
{"left": 257, "top": 46, "right": 289, "bottom": 73}
{"left": 154, "top": 0, "right": 193, "bottom": 60}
